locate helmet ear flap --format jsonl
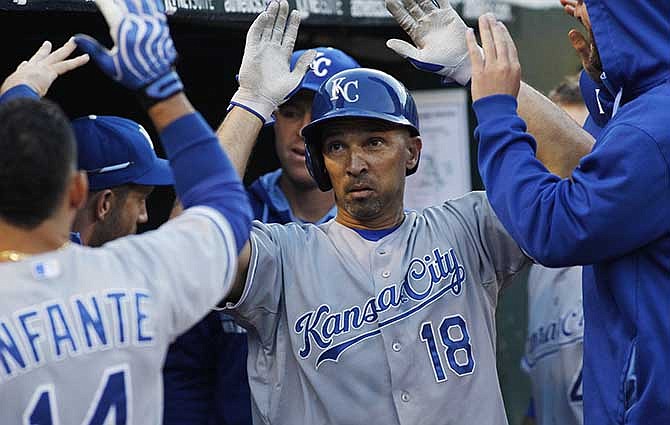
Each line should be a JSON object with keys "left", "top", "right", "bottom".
{"left": 304, "top": 140, "right": 332, "bottom": 191}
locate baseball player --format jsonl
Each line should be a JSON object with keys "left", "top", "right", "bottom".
{"left": 0, "top": 0, "right": 310, "bottom": 422}
{"left": 163, "top": 47, "right": 359, "bottom": 425}
{"left": 71, "top": 115, "right": 174, "bottom": 247}
{"left": 0, "top": 43, "right": 174, "bottom": 248}
{"left": 202, "top": 2, "right": 595, "bottom": 423}
{"left": 521, "top": 78, "right": 588, "bottom": 425}
{"left": 467, "top": 1, "right": 670, "bottom": 424}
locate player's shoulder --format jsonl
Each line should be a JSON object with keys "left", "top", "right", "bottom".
{"left": 419, "top": 191, "right": 493, "bottom": 224}
{"left": 252, "top": 218, "right": 332, "bottom": 240}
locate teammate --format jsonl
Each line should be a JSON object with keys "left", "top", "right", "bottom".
{"left": 0, "top": 0, "right": 311, "bottom": 422}
{"left": 0, "top": 42, "right": 174, "bottom": 248}
{"left": 199, "top": 1, "right": 596, "bottom": 423}
{"left": 467, "top": 1, "right": 670, "bottom": 424}
{"left": 521, "top": 77, "right": 587, "bottom": 425}
{"left": 71, "top": 115, "right": 173, "bottom": 247}
{"left": 163, "top": 47, "right": 359, "bottom": 425}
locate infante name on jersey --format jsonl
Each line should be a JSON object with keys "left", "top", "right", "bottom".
{"left": 294, "top": 247, "right": 466, "bottom": 367}
{"left": 0, "top": 288, "right": 154, "bottom": 380}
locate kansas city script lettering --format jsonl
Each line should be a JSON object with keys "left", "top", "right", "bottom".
{"left": 294, "top": 247, "right": 466, "bottom": 361}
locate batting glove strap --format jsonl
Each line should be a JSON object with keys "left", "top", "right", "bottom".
{"left": 136, "top": 70, "right": 184, "bottom": 109}
{"left": 229, "top": 87, "right": 277, "bottom": 124}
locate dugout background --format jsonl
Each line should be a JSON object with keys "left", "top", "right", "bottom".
{"left": 0, "top": 6, "right": 580, "bottom": 423}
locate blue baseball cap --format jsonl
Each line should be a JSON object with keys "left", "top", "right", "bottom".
{"left": 291, "top": 47, "right": 360, "bottom": 93}
{"left": 71, "top": 115, "right": 174, "bottom": 191}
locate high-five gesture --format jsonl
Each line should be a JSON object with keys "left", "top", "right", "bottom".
{"left": 230, "top": 0, "right": 316, "bottom": 124}
{"left": 385, "top": 0, "right": 471, "bottom": 85}
{"left": 0, "top": 39, "right": 89, "bottom": 97}
{"left": 466, "top": 14, "right": 521, "bottom": 101}
{"left": 74, "top": 0, "right": 183, "bottom": 106}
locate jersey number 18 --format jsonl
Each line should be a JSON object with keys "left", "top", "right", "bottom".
{"left": 420, "top": 315, "right": 475, "bottom": 382}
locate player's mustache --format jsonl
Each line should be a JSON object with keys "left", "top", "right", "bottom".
{"left": 344, "top": 178, "right": 376, "bottom": 192}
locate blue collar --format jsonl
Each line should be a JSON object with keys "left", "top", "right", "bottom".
{"left": 352, "top": 223, "right": 402, "bottom": 242}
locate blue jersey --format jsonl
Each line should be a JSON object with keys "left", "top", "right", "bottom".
{"left": 474, "top": 1, "right": 670, "bottom": 423}
{"left": 163, "top": 169, "right": 336, "bottom": 425}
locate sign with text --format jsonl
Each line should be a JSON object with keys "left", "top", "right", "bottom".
{"left": 404, "top": 88, "right": 472, "bottom": 211}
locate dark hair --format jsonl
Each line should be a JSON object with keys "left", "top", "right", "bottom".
{"left": 0, "top": 98, "right": 76, "bottom": 229}
{"left": 548, "top": 74, "right": 584, "bottom": 105}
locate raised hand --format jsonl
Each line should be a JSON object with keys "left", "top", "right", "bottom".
{"left": 74, "top": 0, "right": 182, "bottom": 106}
{"left": 385, "top": 0, "right": 471, "bottom": 85}
{"left": 230, "top": 0, "right": 316, "bottom": 123}
{"left": 559, "top": 0, "right": 577, "bottom": 17}
{"left": 466, "top": 14, "right": 521, "bottom": 102}
{"left": 0, "top": 39, "right": 89, "bottom": 97}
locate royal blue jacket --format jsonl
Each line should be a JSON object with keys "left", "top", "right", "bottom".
{"left": 163, "top": 169, "right": 336, "bottom": 425}
{"left": 473, "top": 1, "right": 670, "bottom": 424}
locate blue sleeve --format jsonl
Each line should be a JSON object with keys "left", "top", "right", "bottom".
{"left": 526, "top": 397, "right": 536, "bottom": 418}
{"left": 163, "top": 312, "right": 220, "bottom": 425}
{"left": 474, "top": 95, "right": 670, "bottom": 267}
{"left": 159, "top": 112, "right": 252, "bottom": 252}
{"left": 0, "top": 84, "right": 39, "bottom": 103}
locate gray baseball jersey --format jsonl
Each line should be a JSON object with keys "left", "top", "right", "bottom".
{"left": 522, "top": 265, "right": 584, "bottom": 425}
{"left": 0, "top": 206, "right": 236, "bottom": 424}
{"left": 226, "top": 192, "right": 529, "bottom": 425}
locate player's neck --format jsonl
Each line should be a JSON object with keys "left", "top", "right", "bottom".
{"left": 335, "top": 204, "right": 405, "bottom": 231}
{"left": 0, "top": 218, "right": 70, "bottom": 258}
{"left": 279, "top": 174, "right": 335, "bottom": 223}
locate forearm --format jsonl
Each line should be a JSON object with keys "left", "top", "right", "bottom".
{"left": 154, "top": 95, "right": 253, "bottom": 252}
{"left": 215, "top": 106, "right": 264, "bottom": 178}
{"left": 518, "top": 82, "right": 594, "bottom": 178}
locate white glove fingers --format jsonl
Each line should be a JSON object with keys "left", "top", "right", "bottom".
{"left": 291, "top": 49, "right": 317, "bottom": 76}
{"left": 94, "top": 0, "right": 124, "bottom": 35}
{"left": 385, "top": 0, "right": 417, "bottom": 37}
{"left": 386, "top": 38, "right": 418, "bottom": 59}
{"left": 261, "top": 1, "right": 279, "bottom": 41}
{"left": 401, "top": 0, "right": 426, "bottom": 23}
{"left": 246, "top": 8, "right": 270, "bottom": 44}
{"left": 281, "top": 10, "right": 301, "bottom": 53}
{"left": 28, "top": 41, "right": 53, "bottom": 64}
{"left": 478, "top": 14, "right": 497, "bottom": 63}
{"left": 417, "top": 0, "right": 437, "bottom": 14}
{"left": 271, "top": 0, "right": 289, "bottom": 44}
{"left": 434, "top": 0, "right": 454, "bottom": 11}
{"left": 52, "top": 54, "right": 90, "bottom": 75}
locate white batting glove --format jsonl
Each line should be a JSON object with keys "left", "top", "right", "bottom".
{"left": 230, "top": 0, "right": 317, "bottom": 123}
{"left": 385, "top": 0, "right": 472, "bottom": 86}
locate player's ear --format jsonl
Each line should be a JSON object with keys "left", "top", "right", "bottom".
{"left": 405, "top": 135, "right": 422, "bottom": 171}
{"left": 95, "top": 189, "right": 114, "bottom": 221}
{"left": 68, "top": 171, "right": 89, "bottom": 211}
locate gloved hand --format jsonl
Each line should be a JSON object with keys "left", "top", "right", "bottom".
{"left": 230, "top": 0, "right": 317, "bottom": 123}
{"left": 74, "top": 0, "right": 183, "bottom": 107}
{"left": 385, "top": 0, "right": 472, "bottom": 86}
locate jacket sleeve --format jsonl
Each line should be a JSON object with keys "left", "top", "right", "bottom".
{"left": 474, "top": 94, "right": 670, "bottom": 267}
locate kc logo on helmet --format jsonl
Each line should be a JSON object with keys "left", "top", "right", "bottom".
{"left": 313, "top": 52, "right": 333, "bottom": 77}
{"left": 330, "top": 77, "right": 360, "bottom": 103}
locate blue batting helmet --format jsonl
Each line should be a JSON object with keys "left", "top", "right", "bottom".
{"left": 301, "top": 68, "right": 420, "bottom": 191}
